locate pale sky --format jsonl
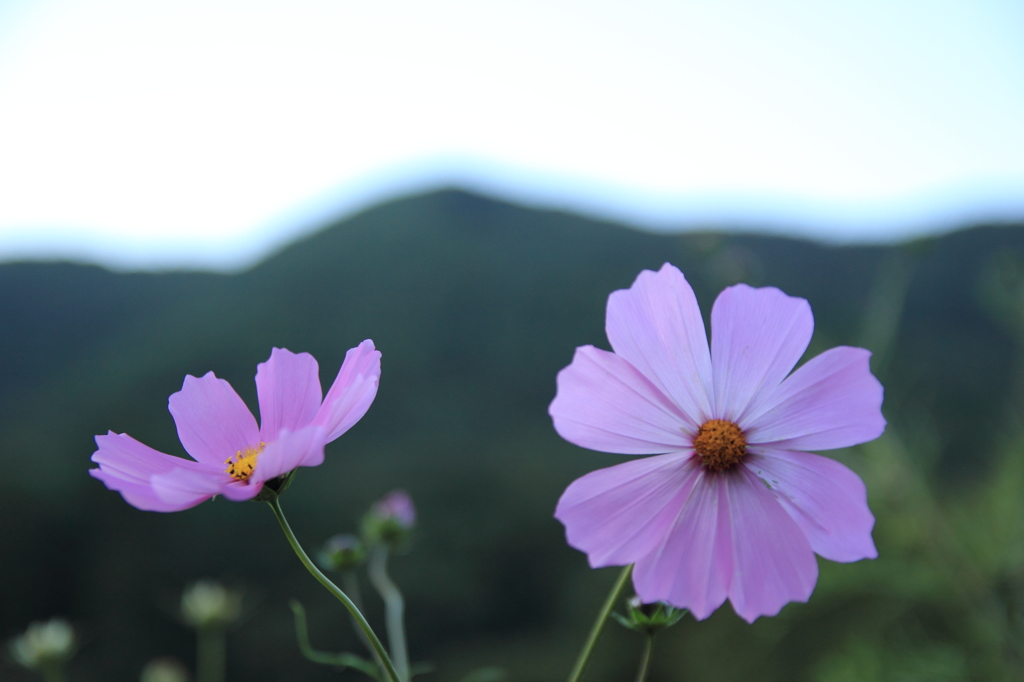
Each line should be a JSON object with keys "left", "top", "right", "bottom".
{"left": 1, "top": 0, "right": 1023, "bottom": 270}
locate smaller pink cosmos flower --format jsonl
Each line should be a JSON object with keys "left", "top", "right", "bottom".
{"left": 371, "top": 490, "right": 416, "bottom": 529}
{"left": 362, "top": 489, "right": 416, "bottom": 547}
{"left": 90, "top": 341, "right": 381, "bottom": 511}
{"left": 550, "top": 264, "right": 885, "bottom": 623}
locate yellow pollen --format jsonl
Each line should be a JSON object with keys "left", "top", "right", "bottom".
{"left": 224, "top": 443, "right": 265, "bottom": 482}
{"left": 693, "top": 420, "right": 747, "bottom": 472}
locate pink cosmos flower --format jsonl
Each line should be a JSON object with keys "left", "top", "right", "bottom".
{"left": 370, "top": 489, "right": 417, "bottom": 529}
{"left": 90, "top": 342, "right": 381, "bottom": 511}
{"left": 550, "top": 264, "right": 884, "bottom": 623}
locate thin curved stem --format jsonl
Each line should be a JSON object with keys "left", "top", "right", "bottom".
{"left": 633, "top": 633, "right": 654, "bottom": 682}
{"left": 368, "top": 545, "right": 409, "bottom": 682}
{"left": 566, "top": 564, "right": 634, "bottom": 682}
{"left": 344, "top": 570, "right": 387, "bottom": 673}
{"left": 267, "top": 498, "right": 401, "bottom": 682}
{"left": 289, "top": 600, "right": 381, "bottom": 680}
{"left": 342, "top": 570, "right": 367, "bottom": 614}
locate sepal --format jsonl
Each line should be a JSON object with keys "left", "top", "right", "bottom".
{"left": 253, "top": 469, "right": 298, "bottom": 502}
{"left": 612, "top": 595, "right": 686, "bottom": 634}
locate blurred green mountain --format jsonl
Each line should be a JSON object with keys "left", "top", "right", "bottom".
{"left": 2, "top": 189, "right": 1024, "bottom": 681}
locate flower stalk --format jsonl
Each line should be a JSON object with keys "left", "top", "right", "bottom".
{"left": 368, "top": 544, "right": 410, "bottom": 682}
{"left": 633, "top": 633, "right": 654, "bottom": 682}
{"left": 267, "top": 498, "right": 401, "bottom": 682}
{"left": 289, "top": 600, "right": 382, "bottom": 680}
{"left": 343, "top": 570, "right": 388, "bottom": 673}
{"left": 39, "top": 665, "right": 65, "bottom": 682}
{"left": 566, "top": 564, "right": 633, "bottom": 682}
{"left": 196, "top": 627, "right": 225, "bottom": 682}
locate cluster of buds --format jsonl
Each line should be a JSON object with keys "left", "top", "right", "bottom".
{"left": 9, "top": 618, "right": 76, "bottom": 674}
{"left": 320, "top": 490, "right": 416, "bottom": 571}
{"left": 180, "top": 579, "right": 242, "bottom": 630}
{"left": 612, "top": 596, "right": 686, "bottom": 634}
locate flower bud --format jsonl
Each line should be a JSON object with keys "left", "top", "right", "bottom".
{"left": 612, "top": 596, "right": 686, "bottom": 634}
{"left": 9, "top": 618, "right": 76, "bottom": 671}
{"left": 361, "top": 490, "right": 416, "bottom": 547}
{"left": 140, "top": 657, "right": 190, "bottom": 682}
{"left": 180, "top": 579, "right": 241, "bottom": 629}
{"left": 319, "top": 534, "right": 367, "bottom": 571}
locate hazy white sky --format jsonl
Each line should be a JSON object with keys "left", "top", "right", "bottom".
{"left": 1, "top": 0, "right": 1023, "bottom": 270}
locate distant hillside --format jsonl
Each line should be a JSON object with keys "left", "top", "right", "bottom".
{"left": 1, "top": 189, "right": 1022, "bottom": 681}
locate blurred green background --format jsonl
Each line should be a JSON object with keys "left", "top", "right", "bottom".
{"left": 3, "top": 189, "right": 1024, "bottom": 681}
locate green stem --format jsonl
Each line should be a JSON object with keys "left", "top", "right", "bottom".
{"left": 566, "top": 564, "right": 634, "bottom": 682}
{"left": 267, "top": 498, "right": 401, "bottom": 682}
{"left": 289, "top": 600, "right": 382, "bottom": 680}
{"left": 633, "top": 633, "right": 654, "bottom": 682}
{"left": 343, "top": 570, "right": 367, "bottom": 613}
{"left": 39, "top": 663, "right": 66, "bottom": 682}
{"left": 344, "top": 570, "right": 387, "bottom": 673}
{"left": 368, "top": 545, "right": 410, "bottom": 682}
{"left": 196, "top": 627, "right": 225, "bottom": 682}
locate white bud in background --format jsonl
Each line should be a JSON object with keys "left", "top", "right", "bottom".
{"left": 140, "top": 657, "right": 190, "bottom": 682}
{"left": 9, "top": 618, "right": 76, "bottom": 671}
{"left": 180, "top": 579, "right": 241, "bottom": 630}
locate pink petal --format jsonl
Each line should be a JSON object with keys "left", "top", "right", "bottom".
{"left": 555, "top": 453, "right": 701, "bottom": 567}
{"left": 221, "top": 480, "right": 265, "bottom": 502}
{"left": 89, "top": 470, "right": 187, "bottom": 512}
{"left": 168, "top": 372, "right": 261, "bottom": 465}
{"left": 709, "top": 284, "right": 813, "bottom": 422}
{"left": 312, "top": 340, "right": 381, "bottom": 443}
{"left": 251, "top": 426, "right": 327, "bottom": 483}
{"left": 605, "top": 264, "right": 713, "bottom": 429}
{"left": 724, "top": 466, "right": 818, "bottom": 622}
{"left": 89, "top": 432, "right": 216, "bottom": 512}
{"left": 150, "top": 467, "right": 231, "bottom": 509}
{"left": 256, "top": 348, "right": 323, "bottom": 442}
{"left": 631, "top": 471, "right": 733, "bottom": 620}
{"left": 549, "top": 345, "right": 694, "bottom": 454}
{"left": 91, "top": 432, "right": 206, "bottom": 481}
{"left": 742, "top": 346, "right": 885, "bottom": 451}
{"left": 744, "top": 449, "right": 877, "bottom": 562}
{"left": 632, "top": 466, "right": 819, "bottom": 622}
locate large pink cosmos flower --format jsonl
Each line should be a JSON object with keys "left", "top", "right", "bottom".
{"left": 90, "top": 342, "right": 381, "bottom": 511}
{"left": 550, "top": 264, "right": 884, "bottom": 623}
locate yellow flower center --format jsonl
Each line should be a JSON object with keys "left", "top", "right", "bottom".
{"left": 224, "top": 443, "right": 265, "bottom": 481}
{"left": 693, "top": 419, "right": 747, "bottom": 471}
